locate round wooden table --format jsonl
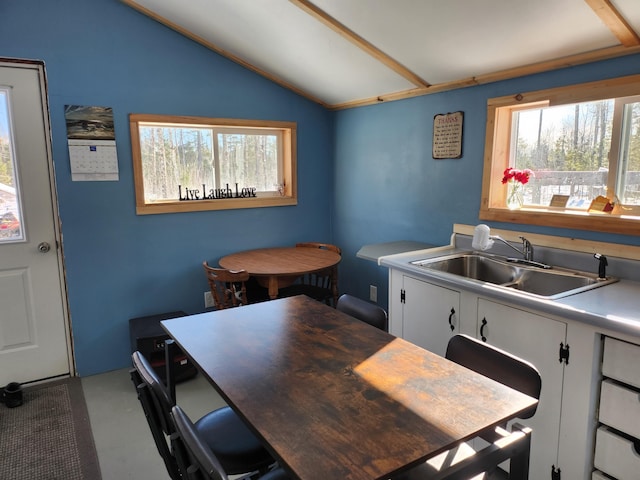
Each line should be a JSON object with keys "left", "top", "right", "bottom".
{"left": 219, "top": 247, "right": 341, "bottom": 300}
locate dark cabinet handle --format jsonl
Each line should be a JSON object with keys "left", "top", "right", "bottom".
{"left": 448, "top": 307, "right": 455, "bottom": 331}
{"left": 480, "top": 318, "right": 487, "bottom": 342}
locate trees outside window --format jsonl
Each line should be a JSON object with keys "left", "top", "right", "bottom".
{"left": 130, "top": 114, "right": 296, "bottom": 214}
{"left": 480, "top": 74, "right": 640, "bottom": 235}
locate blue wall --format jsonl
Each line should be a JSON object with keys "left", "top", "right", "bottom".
{"left": 2, "top": 0, "right": 334, "bottom": 376}
{"left": 333, "top": 56, "right": 640, "bottom": 308}
{"left": 4, "top": 1, "right": 640, "bottom": 376}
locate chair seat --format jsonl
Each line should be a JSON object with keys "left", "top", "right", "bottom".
{"left": 260, "top": 467, "right": 290, "bottom": 480}
{"left": 195, "top": 406, "right": 274, "bottom": 475}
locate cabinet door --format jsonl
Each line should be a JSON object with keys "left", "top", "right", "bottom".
{"left": 478, "top": 298, "right": 566, "bottom": 479}
{"left": 402, "top": 276, "right": 460, "bottom": 357}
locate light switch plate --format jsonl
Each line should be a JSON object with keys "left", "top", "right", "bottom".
{"left": 369, "top": 285, "right": 377, "bottom": 303}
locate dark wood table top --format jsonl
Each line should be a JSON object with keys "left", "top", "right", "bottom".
{"left": 219, "top": 247, "right": 341, "bottom": 299}
{"left": 162, "top": 296, "right": 537, "bottom": 480}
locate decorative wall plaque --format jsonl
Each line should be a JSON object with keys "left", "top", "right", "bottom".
{"left": 432, "top": 111, "right": 463, "bottom": 159}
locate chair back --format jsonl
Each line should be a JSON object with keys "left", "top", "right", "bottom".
{"left": 293, "top": 243, "right": 341, "bottom": 306}
{"left": 171, "top": 405, "right": 228, "bottom": 480}
{"left": 445, "top": 334, "right": 541, "bottom": 419}
{"left": 132, "top": 351, "right": 176, "bottom": 433}
{"left": 336, "top": 294, "right": 388, "bottom": 331}
{"left": 295, "top": 242, "right": 341, "bottom": 254}
{"left": 203, "top": 261, "right": 250, "bottom": 309}
{"left": 130, "top": 354, "right": 181, "bottom": 479}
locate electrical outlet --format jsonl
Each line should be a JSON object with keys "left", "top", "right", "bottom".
{"left": 369, "top": 285, "right": 377, "bottom": 303}
{"left": 204, "top": 291, "right": 214, "bottom": 308}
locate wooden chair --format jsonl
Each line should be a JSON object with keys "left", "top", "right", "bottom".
{"left": 336, "top": 293, "right": 388, "bottom": 331}
{"left": 130, "top": 351, "right": 275, "bottom": 478}
{"left": 279, "top": 242, "right": 341, "bottom": 306}
{"left": 171, "top": 405, "right": 290, "bottom": 480}
{"left": 394, "top": 334, "right": 541, "bottom": 480}
{"left": 203, "top": 261, "right": 250, "bottom": 309}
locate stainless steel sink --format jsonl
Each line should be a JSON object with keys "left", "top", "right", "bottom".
{"left": 413, "top": 254, "right": 518, "bottom": 284}
{"left": 411, "top": 252, "right": 618, "bottom": 299}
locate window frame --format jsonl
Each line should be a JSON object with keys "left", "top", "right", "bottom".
{"left": 480, "top": 74, "right": 640, "bottom": 235}
{"left": 130, "top": 114, "right": 297, "bottom": 215}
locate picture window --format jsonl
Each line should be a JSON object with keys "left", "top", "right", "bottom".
{"left": 480, "top": 74, "right": 640, "bottom": 235}
{"left": 130, "top": 114, "right": 297, "bottom": 214}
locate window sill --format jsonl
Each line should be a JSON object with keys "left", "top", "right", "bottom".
{"left": 136, "top": 196, "right": 297, "bottom": 215}
{"left": 479, "top": 206, "right": 640, "bottom": 236}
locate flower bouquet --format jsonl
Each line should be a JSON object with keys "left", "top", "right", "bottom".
{"left": 502, "top": 167, "right": 533, "bottom": 209}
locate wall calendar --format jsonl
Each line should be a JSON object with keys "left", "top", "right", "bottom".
{"left": 64, "top": 105, "right": 119, "bottom": 181}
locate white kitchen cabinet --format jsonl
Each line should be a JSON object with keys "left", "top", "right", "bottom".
{"left": 477, "top": 298, "right": 567, "bottom": 480}
{"left": 389, "top": 270, "right": 460, "bottom": 357}
{"left": 388, "top": 269, "right": 593, "bottom": 479}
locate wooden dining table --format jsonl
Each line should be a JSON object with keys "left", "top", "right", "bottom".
{"left": 219, "top": 246, "right": 341, "bottom": 300}
{"left": 161, "top": 295, "right": 537, "bottom": 480}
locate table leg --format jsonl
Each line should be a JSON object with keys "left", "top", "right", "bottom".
{"left": 331, "top": 266, "right": 339, "bottom": 307}
{"left": 268, "top": 276, "right": 279, "bottom": 299}
{"left": 165, "top": 339, "right": 178, "bottom": 404}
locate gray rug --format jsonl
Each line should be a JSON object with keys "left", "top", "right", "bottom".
{"left": 0, "top": 377, "right": 102, "bottom": 479}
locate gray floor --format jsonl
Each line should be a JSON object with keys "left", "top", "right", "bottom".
{"left": 82, "top": 368, "right": 227, "bottom": 480}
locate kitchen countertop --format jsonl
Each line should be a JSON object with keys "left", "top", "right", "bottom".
{"left": 380, "top": 244, "right": 640, "bottom": 339}
{"left": 356, "top": 240, "right": 435, "bottom": 262}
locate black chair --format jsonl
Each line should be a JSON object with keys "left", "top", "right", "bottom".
{"left": 335, "top": 293, "right": 388, "bottom": 331}
{"left": 130, "top": 351, "right": 274, "bottom": 479}
{"left": 278, "top": 242, "right": 341, "bottom": 306}
{"left": 446, "top": 334, "right": 541, "bottom": 422}
{"left": 394, "top": 334, "right": 541, "bottom": 480}
{"left": 131, "top": 365, "right": 181, "bottom": 479}
{"left": 171, "top": 405, "right": 290, "bottom": 480}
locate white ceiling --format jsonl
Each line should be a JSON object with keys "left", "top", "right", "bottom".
{"left": 123, "top": 0, "right": 640, "bottom": 109}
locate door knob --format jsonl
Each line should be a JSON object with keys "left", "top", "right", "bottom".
{"left": 37, "top": 242, "right": 51, "bottom": 253}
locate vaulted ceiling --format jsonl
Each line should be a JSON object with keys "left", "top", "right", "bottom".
{"left": 122, "top": 0, "right": 640, "bottom": 109}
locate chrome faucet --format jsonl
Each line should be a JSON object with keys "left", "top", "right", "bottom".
{"left": 491, "top": 235, "right": 534, "bottom": 261}
{"left": 521, "top": 237, "right": 534, "bottom": 262}
{"left": 472, "top": 225, "right": 550, "bottom": 269}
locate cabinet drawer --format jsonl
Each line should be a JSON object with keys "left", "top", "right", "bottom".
{"left": 600, "top": 379, "right": 640, "bottom": 439}
{"left": 603, "top": 337, "right": 640, "bottom": 389}
{"left": 594, "top": 426, "right": 640, "bottom": 480}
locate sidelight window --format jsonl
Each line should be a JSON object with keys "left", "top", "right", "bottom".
{"left": 0, "top": 88, "right": 24, "bottom": 242}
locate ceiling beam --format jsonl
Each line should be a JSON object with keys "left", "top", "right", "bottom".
{"left": 331, "top": 43, "right": 640, "bottom": 110}
{"left": 289, "top": 0, "right": 430, "bottom": 88}
{"left": 123, "top": 0, "right": 640, "bottom": 111}
{"left": 584, "top": 0, "right": 640, "bottom": 46}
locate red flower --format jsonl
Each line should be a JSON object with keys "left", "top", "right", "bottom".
{"left": 502, "top": 167, "right": 533, "bottom": 185}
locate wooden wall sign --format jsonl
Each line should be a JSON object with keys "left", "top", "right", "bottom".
{"left": 433, "top": 111, "right": 463, "bottom": 159}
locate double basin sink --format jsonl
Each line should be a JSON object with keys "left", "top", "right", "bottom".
{"left": 411, "top": 252, "right": 618, "bottom": 299}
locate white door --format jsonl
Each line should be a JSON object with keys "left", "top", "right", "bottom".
{"left": 0, "top": 62, "right": 71, "bottom": 385}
